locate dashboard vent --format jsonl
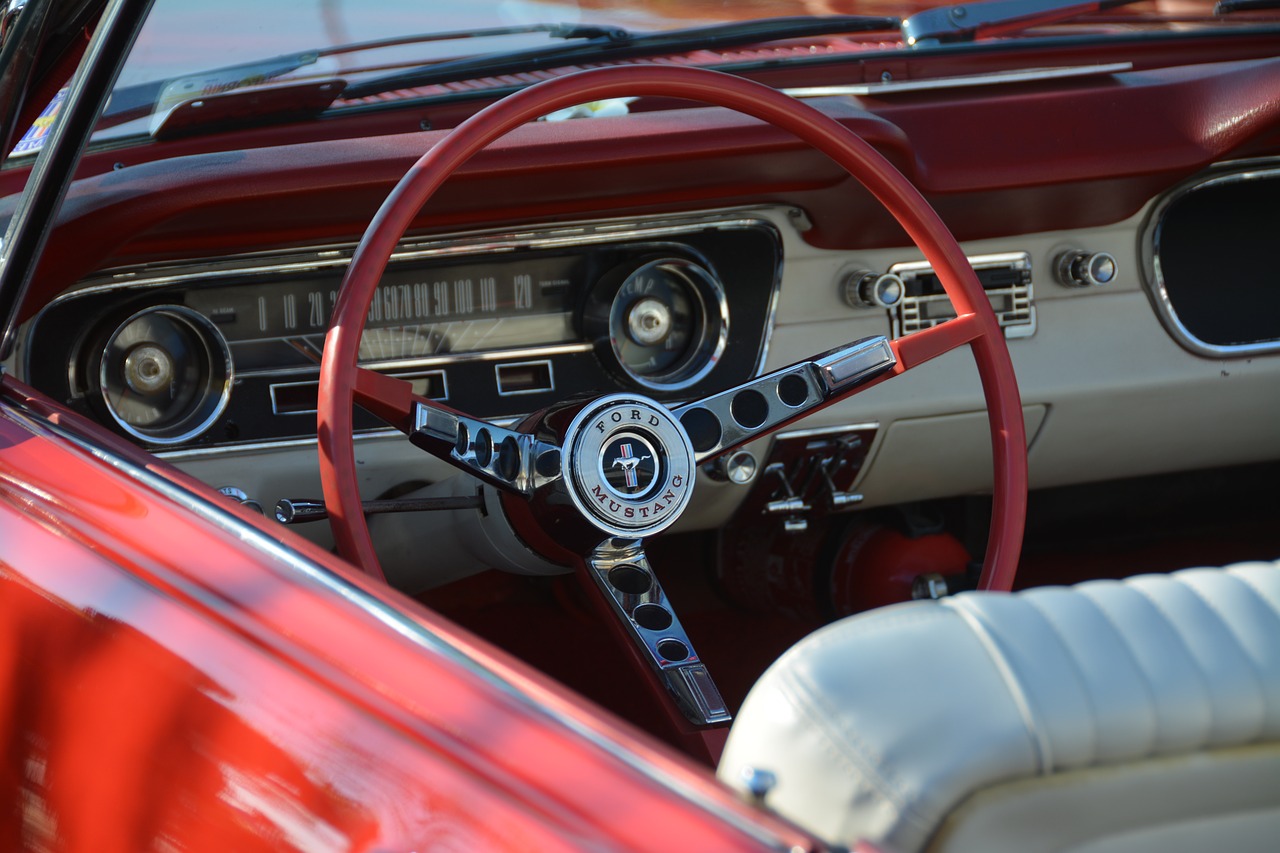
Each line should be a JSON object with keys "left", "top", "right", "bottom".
{"left": 889, "top": 252, "right": 1034, "bottom": 340}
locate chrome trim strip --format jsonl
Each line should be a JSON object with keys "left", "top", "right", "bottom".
{"left": 238, "top": 343, "right": 593, "bottom": 379}
{"left": 1140, "top": 160, "right": 1280, "bottom": 358}
{"left": 36, "top": 210, "right": 782, "bottom": 307}
{"left": 358, "top": 342, "right": 593, "bottom": 372}
{"left": 157, "top": 426, "right": 404, "bottom": 460}
{"left": 154, "top": 420, "right": 525, "bottom": 461}
{"left": 783, "top": 63, "right": 1132, "bottom": 98}
{"left": 775, "top": 421, "right": 879, "bottom": 441}
{"left": 0, "top": 399, "right": 792, "bottom": 849}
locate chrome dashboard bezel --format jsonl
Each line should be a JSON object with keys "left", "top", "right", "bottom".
{"left": 95, "top": 303, "right": 234, "bottom": 445}
{"left": 24, "top": 208, "right": 787, "bottom": 452}
{"left": 1140, "top": 158, "right": 1280, "bottom": 359}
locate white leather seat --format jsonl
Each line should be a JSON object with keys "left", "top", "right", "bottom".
{"left": 718, "top": 563, "right": 1280, "bottom": 852}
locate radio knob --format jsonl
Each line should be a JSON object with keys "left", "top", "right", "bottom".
{"left": 841, "top": 271, "right": 905, "bottom": 309}
{"left": 1055, "top": 250, "right": 1117, "bottom": 288}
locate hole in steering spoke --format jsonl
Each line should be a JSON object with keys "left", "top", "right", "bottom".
{"left": 454, "top": 422, "right": 470, "bottom": 456}
{"left": 496, "top": 436, "right": 521, "bottom": 481}
{"left": 633, "top": 603, "right": 673, "bottom": 631}
{"left": 474, "top": 428, "right": 494, "bottom": 467}
{"left": 608, "top": 564, "right": 652, "bottom": 595}
{"left": 679, "top": 407, "right": 721, "bottom": 454}
{"left": 656, "top": 638, "right": 690, "bottom": 663}
{"left": 777, "top": 373, "right": 810, "bottom": 408}
{"left": 730, "top": 389, "right": 769, "bottom": 429}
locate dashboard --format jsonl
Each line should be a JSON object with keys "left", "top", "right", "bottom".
{"left": 6, "top": 55, "right": 1280, "bottom": 580}
{"left": 26, "top": 216, "right": 780, "bottom": 447}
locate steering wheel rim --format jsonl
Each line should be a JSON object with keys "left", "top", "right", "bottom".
{"left": 318, "top": 64, "right": 1027, "bottom": 591}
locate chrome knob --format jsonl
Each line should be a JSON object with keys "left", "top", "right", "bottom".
{"left": 625, "top": 296, "right": 673, "bottom": 346}
{"left": 1055, "top": 250, "right": 1117, "bottom": 288}
{"left": 912, "top": 573, "right": 951, "bottom": 600}
{"left": 841, "top": 271, "right": 905, "bottom": 310}
{"left": 703, "top": 450, "right": 758, "bottom": 485}
{"left": 276, "top": 498, "right": 329, "bottom": 524}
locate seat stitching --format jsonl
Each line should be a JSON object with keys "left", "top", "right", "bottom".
{"left": 945, "top": 597, "right": 1052, "bottom": 773}
{"left": 1022, "top": 594, "right": 1101, "bottom": 768}
{"left": 1124, "top": 581, "right": 1222, "bottom": 750}
{"left": 1075, "top": 586, "right": 1161, "bottom": 757}
{"left": 1162, "top": 574, "right": 1271, "bottom": 741}
{"left": 1229, "top": 570, "right": 1280, "bottom": 727}
{"left": 1226, "top": 569, "right": 1280, "bottom": 624}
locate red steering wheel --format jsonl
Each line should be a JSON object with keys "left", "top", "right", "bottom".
{"left": 318, "top": 65, "right": 1027, "bottom": 593}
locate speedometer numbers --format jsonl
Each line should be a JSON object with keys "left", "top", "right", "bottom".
{"left": 586, "top": 257, "right": 728, "bottom": 392}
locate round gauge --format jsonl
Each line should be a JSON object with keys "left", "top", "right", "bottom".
{"left": 93, "top": 305, "right": 233, "bottom": 445}
{"left": 587, "top": 257, "right": 728, "bottom": 391}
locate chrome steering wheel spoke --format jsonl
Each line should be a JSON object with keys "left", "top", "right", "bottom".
{"left": 410, "top": 400, "right": 561, "bottom": 496}
{"left": 671, "top": 335, "right": 897, "bottom": 464}
{"left": 587, "top": 539, "right": 730, "bottom": 727}
{"left": 351, "top": 365, "right": 560, "bottom": 497}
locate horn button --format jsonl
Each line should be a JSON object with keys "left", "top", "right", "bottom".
{"left": 561, "top": 394, "right": 696, "bottom": 538}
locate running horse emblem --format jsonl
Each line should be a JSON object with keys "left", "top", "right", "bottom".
{"left": 611, "top": 443, "right": 652, "bottom": 489}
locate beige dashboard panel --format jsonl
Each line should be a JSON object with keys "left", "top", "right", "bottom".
{"left": 855, "top": 405, "right": 1048, "bottom": 507}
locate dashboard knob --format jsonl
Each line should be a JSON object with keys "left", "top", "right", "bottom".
{"left": 702, "top": 449, "right": 758, "bottom": 485}
{"left": 841, "top": 270, "right": 905, "bottom": 309}
{"left": 1055, "top": 250, "right": 1117, "bottom": 288}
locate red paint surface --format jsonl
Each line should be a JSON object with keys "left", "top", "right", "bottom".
{"left": 0, "top": 378, "right": 814, "bottom": 850}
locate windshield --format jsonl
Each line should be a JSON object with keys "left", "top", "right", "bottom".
{"left": 28, "top": 0, "right": 1279, "bottom": 149}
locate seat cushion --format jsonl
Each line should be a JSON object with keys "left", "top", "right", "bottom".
{"left": 717, "top": 563, "right": 1280, "bottom": 852}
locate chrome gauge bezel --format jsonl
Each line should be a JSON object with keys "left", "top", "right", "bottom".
{"left": 95, "top": 304, "right": 234, "bottom": 445}
{"left": 596, "top": 256, "right": 730, "bottom": 393}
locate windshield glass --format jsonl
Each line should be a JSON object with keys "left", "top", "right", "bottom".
{"left": 46, "top": 0, "right": 1264, "bottom": 149}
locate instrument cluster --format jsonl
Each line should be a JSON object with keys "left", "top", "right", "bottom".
{"left": 25, "top": 216, "right": 781, "bottom": 449}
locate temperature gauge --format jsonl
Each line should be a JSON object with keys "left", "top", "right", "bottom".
{"left": 585, "top": 256, "right": 728, "bottom": 391}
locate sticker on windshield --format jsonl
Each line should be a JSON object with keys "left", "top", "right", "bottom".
{"left": 12, "top": 87, "right": 68, "bottom": 156}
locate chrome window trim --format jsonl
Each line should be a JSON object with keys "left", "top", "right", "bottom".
{"left": 1140, "top": 159, "right": 1280, "bottom": 359}
{"left": 0, "top": 397, "right": 795, "bottom": 850}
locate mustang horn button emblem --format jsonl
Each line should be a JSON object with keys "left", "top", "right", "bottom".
{"left": 606, "top": 440, "right": 655, "bottom": 492}
{"left": 561, "top": 395, "right": 697, "bottom": 538}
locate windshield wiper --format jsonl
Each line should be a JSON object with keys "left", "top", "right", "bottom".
{"left": 341, "top": 16, "right": 900, "bottom": 101}
{"left": 901, "top": 0, "right": 1147, "bottom": 46}
{"left": 103, "top": 22, "right": 617, "bottom": 126}
{"left": 1215, "top": 0, "right": 1280, "bottom": 12}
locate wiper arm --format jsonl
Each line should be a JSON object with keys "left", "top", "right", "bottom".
{"left": 341, "top": 16, "right": 900, "bottom": 101}
{"left": 102, "top": 22, "right": 619, "bottom": 127}
{"left": 1215, "top": 0, "right": 1280, "bottom": 12}
{"left": 901, "top": 0, "right": 1147, "bottom": 46}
